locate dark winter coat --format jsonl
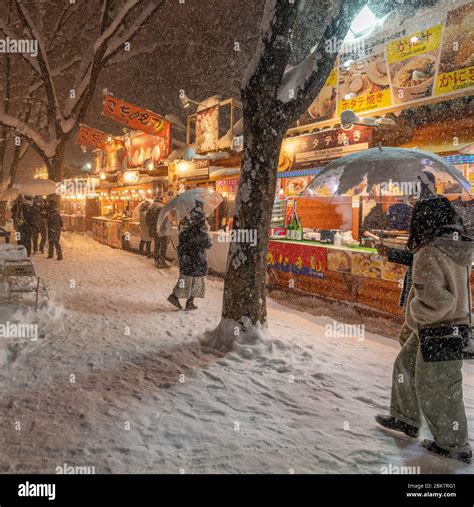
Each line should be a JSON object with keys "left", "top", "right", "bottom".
{"left": 146, "top": 202, "right": 163, "bottom": 237}
{"left": 177, "top": 219, "right": 212, "bottom": 277}
{"left": 388, "top": 249, "right": 414, "bottom": 308}
{"left": 47, "top": 209, "right": 63, "bottom": 241}
{"left": 30, "top": 203, "right": 47, "bottom": 231}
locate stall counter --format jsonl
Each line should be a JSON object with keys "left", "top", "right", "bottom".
{"left": 92, "top": 217, "right": 123, "bottom": 248}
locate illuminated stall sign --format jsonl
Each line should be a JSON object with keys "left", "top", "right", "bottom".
{"left": 279, "top": 126, "right": 372, "bottom": 172}
{"left": 127, "top": 131, "right": 170, "bottom": 168}
{"left": 102, "top": 95, "right": 171, "bottom": 142}
{"left": 76, "top": 125, "right": 107, "bottom": 149}
{"left": 195, "top": 105, "right": 219, "bottom": 154}
{"left": 298, "top": 1, "right": 474, "bottom": 127}
{"left": 178, "top": 159, "right": 210, "bottom": 180}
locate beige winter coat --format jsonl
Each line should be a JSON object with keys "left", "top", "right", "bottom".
{"left": 406, "top": 235, "right": 473, "bottom": 331}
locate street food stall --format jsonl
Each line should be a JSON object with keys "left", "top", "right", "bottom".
{"left": 76, "top": 96, "right": 173, "bottom": 251}
{"left": 266, "top": 0, "right": 474, "bottom": 320}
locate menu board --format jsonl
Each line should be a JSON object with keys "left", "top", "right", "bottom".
{"left": 435, "top": 2, "right": 474, "bottom": 95}
{"left": 127, "top": 131, "right": 170, "bottom": 168}
{"left": 297, "top": 1, "right": 474, "bottom": 127}
{"left": 386, "top": 25, "right": 443, "bottom": 105}
{"left": 351, "top": 252, "right": 383, "bottom": 279}
{"left": 195, "top": 105, "right": 219, "bottom": 154}
{"left": 299, "top": 66, "right": 338, "bottom": 124}
{"left": 327, "top": 249, "right": 352, "bottom": 273}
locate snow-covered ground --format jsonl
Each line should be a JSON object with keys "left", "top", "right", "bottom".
{"left": 0, "top": 233, "right": 472, "bottom": 474}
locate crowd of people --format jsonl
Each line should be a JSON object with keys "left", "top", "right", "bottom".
{"left": 10, "top": 195, "right": 63, "bottom": 260}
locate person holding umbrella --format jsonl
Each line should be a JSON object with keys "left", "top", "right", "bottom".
{"left": 167, "top": 200, "right": 212, "bottom": 311}
{"left": 376, "top": 197, "right": 472, "bottom": 464}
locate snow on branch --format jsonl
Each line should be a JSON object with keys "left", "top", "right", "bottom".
{"left": 13, "top": 0, "right": 62, "bottom": 127}
{"left": 103, "top": 0, "right": 165, "bottom": 63}
{"left": 64, "top": 0, "right": 163, "bottom": 122}
{"left": 0, "top": 109, "right": 56, "bottom": 159}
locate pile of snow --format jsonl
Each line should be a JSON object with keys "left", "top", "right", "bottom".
{"left": 0, "top": 233, "right": 472, "bottom": 474}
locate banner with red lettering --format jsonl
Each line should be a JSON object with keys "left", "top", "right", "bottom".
{"left": 76, "top": 125, "right": 107, "bottom": 149}
{"left": 102, "top": 95, "right": 171, "bottom": 141}
{"left": 267, "top": 241, "right": 326, "bottom": 279}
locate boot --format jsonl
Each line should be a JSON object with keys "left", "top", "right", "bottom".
{"left": 57, "top": 254, "right": 63, "bottom": 261}
{"left": 167, "top": 294, "right": 182, "bottom": 310}
{"left": 375, "top": 415, "right": 419, "bottom": 438}
{"left": 185, "top": 298, "right": 198, "bottom": 311}
{"left": 421, "top": 439, "right": 472, "bottom": 465}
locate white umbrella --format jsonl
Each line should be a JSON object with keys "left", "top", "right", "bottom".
{"left": 157, "top": 188, "right": 223, "bottom": 236}
{"left": 0, "top": 187, "right": 20, "bottom": 201}
{"left": 132, "top": 199, "right": 153, "bottom": 221}
{"left": 19, "top": 178, "right": 57, "bottom": 196}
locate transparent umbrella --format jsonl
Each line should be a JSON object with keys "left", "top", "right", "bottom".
{"left": 157, "top": 188, "right": 223, "bottom": 236}
{"left": 302, "top": 147, "right": 471, "bottom": 199}
{"left": 132, "top": 199, "right": 153, "bottom": 221}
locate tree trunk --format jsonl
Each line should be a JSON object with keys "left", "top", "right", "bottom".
{"left": 206, "top": 93, "right": 288, "bottom": 349}
{"left": 47, "top": 138, "right": 67, "bottom": 182}
{"left": 8, "top": 142, "right": 21, "bottom": 188}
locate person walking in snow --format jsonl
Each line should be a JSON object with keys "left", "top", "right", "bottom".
{"left": 46, "top": 200, "right": 63, "bottom": 261}
{"left": 31, "top": 197, "right": 47, "bottom": 254}
{"left": 167, "top": 200, "right": 212, "bottom": 311}
{"left": 12, "top": 195, "right": 34, "bottom": 256}
{"left": 138, "top": 200, "right": 152, "bottom": 257}
{"left": 147, "top": 196, "right": 168, "bottom": 268}
{"left": 376, "top": 197, "right": 472, "bottom": 464}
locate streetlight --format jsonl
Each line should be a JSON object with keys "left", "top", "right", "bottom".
{"left": 179, "top": 93, "right": 202, "bottom": 109}
{"left": 341, "top": 109, "right": 396, "bottom": 129}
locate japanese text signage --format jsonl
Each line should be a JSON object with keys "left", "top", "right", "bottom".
{"left": 278, "top": 126, "right": 372, "bottom": 171}
{"left": 102, "top": 95, "right": 171, "bottom": 140}
{"left": 76, "top": 125, "right": 107, "bottom": 149}
{"left": 299, "top": 1, "right": 474, "bottom": 127}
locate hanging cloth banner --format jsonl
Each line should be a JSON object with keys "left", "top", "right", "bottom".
{"left": 75, "top": 124, "right": 107, "bottom": 149}
{"left": 102, "top": 95, "right": 171, "bottom": 141}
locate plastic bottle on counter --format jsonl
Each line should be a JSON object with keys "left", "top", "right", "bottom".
{"left": 334, "top": 231, "right": 342, "bottom": 247}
